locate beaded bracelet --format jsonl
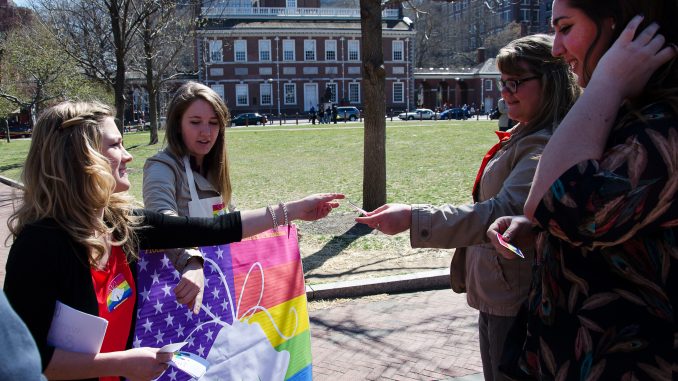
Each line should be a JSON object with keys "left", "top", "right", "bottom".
{"left": 279, "top": 202, "right": 289, "bottom": 226}
{"left": 267, "top": 204, "right": 279, "bottom": 230}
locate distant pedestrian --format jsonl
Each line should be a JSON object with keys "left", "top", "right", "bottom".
{"left": 309, "top": 105, "right": 316, "bottom": 125}
{"left": 332, "top": 105, "right": 338, "bottom": 124}
{"left": 318, "top": 106, "right": 325, "bottom": 124}
{"left": 497, "top": 98, "right": 509, "bottom": 131}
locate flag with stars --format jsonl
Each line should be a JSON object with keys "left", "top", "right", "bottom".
{"left": 133, "top": 226, "right": 312, "bottom": 381}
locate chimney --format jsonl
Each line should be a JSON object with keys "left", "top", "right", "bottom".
{"left": 476, "top": 47, "right": 486, "bottom": 64}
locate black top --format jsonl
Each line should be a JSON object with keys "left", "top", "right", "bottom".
{"left": 4, "top": 209, "right": 242, "bottom": 380}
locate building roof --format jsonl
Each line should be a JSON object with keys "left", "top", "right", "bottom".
{"left": 200, "top": 18, "right": 414, "bottom": 35}
{"left": 414, "top": 58, "right": 499, "bottom": 80}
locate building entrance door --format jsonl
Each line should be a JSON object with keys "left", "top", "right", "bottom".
{"left": 304, "top": 83, "right": 318, "bottom": 112}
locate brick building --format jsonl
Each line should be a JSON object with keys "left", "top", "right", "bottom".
{"left": 197, "top": 0, "right": 416, "bottom": 116}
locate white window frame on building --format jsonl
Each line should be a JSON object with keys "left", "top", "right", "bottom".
{"left": 234, "top": 40, "right": 247, "bottom": 62}
{"left": 392, "top": 82, "right": 404, "bottom": 103}
{"left": 284, "top": 83, "right": 296, "bottom": 105}
{"left": 259, "top": 40, "right": 271, "bottom": 62}
{"left": 485, "top": 79, "right": 493, "bottom": 91}
{"left": 325, "top": 40, "right": 337, "bottom": 61}
{"left": 209, "top": 40, "right": 223, "bottom": 63}
{"left": 304, "top": 39, "right": 316, "bottom": 61}
{"left": 286, "top": 0, "right": 296, "bottom": 8}
{"left": 348, "top": 40, "right": 360, "bottom": 61}
{"left": 283, "top": 39, "right": 295, "bottom": 61}
{"left": 236, "top": 84, "right": 249, "bottom": 106}
{"left": 348, "top": 82, "right": 360, "bottom": 104}
{"left": 392, "top": 40, "right": 404, "bottom": 61}
{"left": 211, "top": 84, "right": 225, "bottom": 101}
{"left": 326, "top": 83, "right": 338, "bottom": 103}
{"left": 260, "top": 83, "right": 273, "bottom": 106}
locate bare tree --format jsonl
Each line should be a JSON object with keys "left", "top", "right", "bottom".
{"left": 130, "top": 0, "right": 198, "bottom": 144}
{"left": 0, "top": 20, "right": 110, "bottom": 125}
{"left": 37, "top": 0, "right": 146, "bottom": 132}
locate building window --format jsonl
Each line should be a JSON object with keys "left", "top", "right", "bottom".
{"left": 348, "top": 82, "right": 360, "bottom": 103}
{"left": 260, "top": 83, "right": 272, "bottom": 106}
{"left": 234, "top": 40, "right": 247, "bottom": 62}
{"left": 325, "top": 40, "right": 337, "bottom": 61}
{"left": 304, "top": 40, "right": 316, "bottom": 61}
{"left": 284, "top": 83, "right": 296, "bottom": 105}
{"left": 392, "top": 40, "right": 404, "bottom": 61}
{"left": 283, "top": 39, "right": 295, "bottom": 61}
{"left": 236, "top": 84, "right": 249, "bottom": 106}
{"left": 393, "top": 82, "right": 404, "bottom": 103}
{"left": 286, "top": 0, "right": 296, "bottom": 8}
{"left": 259, "top": 40, "right": 271, "bottom": 61}
{"left": 485, "top": 79, "right": 493, "bottom": 91}
{"left": 211, "top": 84, "right": 224, "bottom": 101}
{"left": 326, "top": 83, "right": 338, "bottom": 103}
{"left": 348, "top": 40, "right": 359, "bottom": 61}
{"left": 209, "top": 40, "right": 223, "bottom": 63}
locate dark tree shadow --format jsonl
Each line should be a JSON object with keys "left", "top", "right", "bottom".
{"left": 302, "top": 223, "right": 373, "bottom": 273}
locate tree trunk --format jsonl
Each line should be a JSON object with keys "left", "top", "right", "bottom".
{"left": 143, "top": 25, "right": 159, "bottom": 145}
{"left": 109, "top": 1, "right": 127, "bottom": 134}
{"left": 360, "top": 0, "right": 387, "bottom": 211}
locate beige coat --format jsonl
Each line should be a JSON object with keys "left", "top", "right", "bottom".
{"left": 410, "top": 127, "right": 549, "bottom": 316}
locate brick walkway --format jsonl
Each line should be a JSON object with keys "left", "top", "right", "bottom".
{"left": 310, "top": 290, "right": 483, "bottom": 380}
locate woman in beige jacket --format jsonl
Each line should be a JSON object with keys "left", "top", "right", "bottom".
{"left": 356, "top": 35, "right": 580, "bottom": 381}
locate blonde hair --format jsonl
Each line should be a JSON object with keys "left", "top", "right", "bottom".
{"left": 8, "top": 101, "right": 139, "bottom": 265}
{"left": 165, "top": 81, "right": 232, "bottom": 206}
{"left": 497, "top": 34, "right": 582, "bottom": 134}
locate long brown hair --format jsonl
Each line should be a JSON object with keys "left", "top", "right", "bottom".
{"left": 496, "top": 34, "right": 581, "bottom": 134}
{"left": 164, "top": 82, "right": 232, "bottom": 206}
{"left": 561, "top": 0, "right": 678, "bottom": 112}
{"left": 8, "top": 101, "right": 140, "bottom": 265}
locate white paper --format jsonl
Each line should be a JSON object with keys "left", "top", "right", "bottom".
{"left": 159, "top": 342, "right": 187, "bottom": 354}
{"left": 171, "top": 351, "right": 210, "bottom": 379}
{"left": 46, "top": 301, "right": 108, "bottom": 353}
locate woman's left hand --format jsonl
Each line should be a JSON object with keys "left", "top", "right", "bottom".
{"left": 591, "top": 15, "right": 677, "bottom": 100}
{"left": 288, "top": 193, "right": 345, "bottom": 221}
{"left": 174, "top": 258, "right": 204, "bottom": 314}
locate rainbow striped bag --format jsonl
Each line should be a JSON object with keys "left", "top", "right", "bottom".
{"left": 133, "top": 225, "right": 312, "bottom": 381}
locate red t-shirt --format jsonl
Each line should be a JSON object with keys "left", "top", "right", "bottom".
{"left": 91, "top": 246, "right": 136, "bottom": 381}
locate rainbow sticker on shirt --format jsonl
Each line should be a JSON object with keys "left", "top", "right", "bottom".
{"left": 107, "top": 273, "right": 132, "bottom": 312}
{"left": 212, "top": 202, "right": 225, "bottom": 216}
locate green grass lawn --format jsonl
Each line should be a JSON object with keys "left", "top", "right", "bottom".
{"left": 0, "top": 121, "right": 496, "bottom": 209}
{"left": 0, "top": 120, "right": 499, "bottom": 208}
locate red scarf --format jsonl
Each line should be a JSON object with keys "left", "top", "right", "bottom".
{"left": 472, "top": 130, "right": 511, "bottom": 202}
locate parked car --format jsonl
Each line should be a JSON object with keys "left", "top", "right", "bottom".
{"left": 439, "top": 108, "right": 470, "bottom": 120}
{"left": 0, "top": 124, "right": 32, "bottom": 139}
{"left": 335, "top": 106, "right": 360, "bottom": 121}
{"left": 230, "top": 112, "right": 267, "bottom": 126}
{"left": 398, "top": 108, "right": 436, "bottom": 120}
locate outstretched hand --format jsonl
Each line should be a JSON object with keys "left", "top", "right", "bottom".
{"left": 487, "top": 215, "right": 536, "bottom": 260}
{"left": 355, "top": 203, "right": 412, "bottom": 235}
{"left": 288, "top": 193, "right": 345, "bottom": 221}
{"left": 591, "top": 15, "right": 677, "bottom": 100}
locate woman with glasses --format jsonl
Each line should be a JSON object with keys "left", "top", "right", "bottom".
{"left": 488, "top": 0, "right": 678, "bottom": 379}
{"left": 356, "top": 34, "right": 580, "bottom": 381}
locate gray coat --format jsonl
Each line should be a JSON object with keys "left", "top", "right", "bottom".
{"left": 410, "top": 126, "right": 549, "bottom": 316}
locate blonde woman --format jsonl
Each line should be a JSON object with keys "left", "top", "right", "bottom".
{"left": 4, "top": 101, "right": 342, "bottom": 381}
{"left": 357, "top": 35, "right": 580, "bottom": 381}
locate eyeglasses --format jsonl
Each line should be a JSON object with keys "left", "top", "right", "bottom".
{"left": 497, "top": 76, "right": 540, "bottom": 94}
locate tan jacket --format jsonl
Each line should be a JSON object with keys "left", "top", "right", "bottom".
{"left": 410, "top": 127, "right": 549, "bottom": 316}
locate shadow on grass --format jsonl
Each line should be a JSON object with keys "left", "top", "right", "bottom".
{"left": 0, "top": 163, "right": 23, "bottom": 172}
{"left": 303, "top": 223, "right": 373, "bottom": 273}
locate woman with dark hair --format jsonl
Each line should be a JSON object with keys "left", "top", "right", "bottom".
{"left": 356, "top": 34, "right": 580, "bottom": 381}
{"left": 488, "top": 0, "right": 678, "bottom": 379}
